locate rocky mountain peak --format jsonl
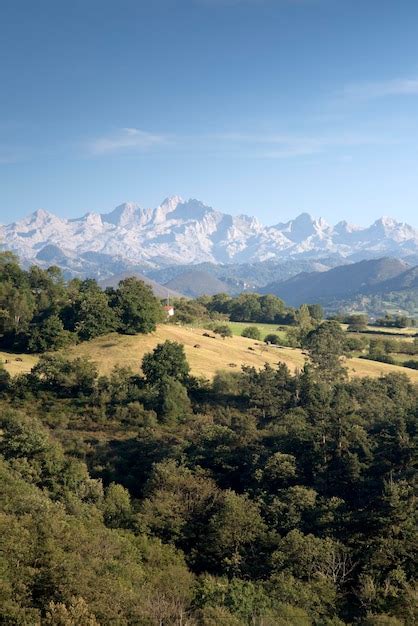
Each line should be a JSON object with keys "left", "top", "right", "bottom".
{"left": 1, "top": 197, "right": 417, "bottom": 275}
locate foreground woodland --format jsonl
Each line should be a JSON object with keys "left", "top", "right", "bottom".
{"left": 0, "top": 253, "right": 417, "bottom": 625}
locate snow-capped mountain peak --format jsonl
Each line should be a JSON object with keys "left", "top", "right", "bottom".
{"left": 102, "top": 202, "right": 142, "bottom": 226}
{"left": 274, "top": 212, "right": 331, "bottom": 243}
{"left": 1, "top": 197, "right": 417, "bottom": 277}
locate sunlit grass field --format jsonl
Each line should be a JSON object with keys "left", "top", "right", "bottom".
{"left": 2, "top": 324, "right": 418, "bottom": 383}
{"left": 226, "top": 321, "right": 288, "bottom": 341}
{"left": 0, "top": 352, "right": 38, "bottom": 376}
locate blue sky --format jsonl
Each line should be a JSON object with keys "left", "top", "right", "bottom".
{"left": 1, "top": 0, "right": 418, "bottom": 226}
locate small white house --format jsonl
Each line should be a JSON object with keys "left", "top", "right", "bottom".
{"left": 163, "top": 305, "right": 175, "bottom": 317}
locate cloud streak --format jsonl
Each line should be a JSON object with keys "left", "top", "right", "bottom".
{"left": 87, "top": 128, "right": 169, "bottom": 156}
{"left": 85, "top": 127, "right": 394, "bottom": 160}
{"left": 212, "top": 131, "right": 389, "bottom": 158}
{"left": 342, "top": 77, "right": 418, "bottom": 101}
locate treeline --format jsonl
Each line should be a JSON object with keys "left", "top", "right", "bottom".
{"left": 334, "top": 313, "right": 416, "bottom": 331}
{"left": 171, "top": 293, "right": 323, "bottom": 328}
{"left": 375, "top": 313, "right": 416, "bottom": 329}
{"left": 0, "top": 252, "right": 163, "bottom": 353}
{"left": 1, "top": 322, "right": 416, "bottom": 624}
{"left": 197, "top": 293, "right": 324, "bottom": 324}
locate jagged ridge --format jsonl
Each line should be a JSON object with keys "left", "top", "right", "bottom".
{"left": 1, "top": 196, "right": 417, "bottom": 278}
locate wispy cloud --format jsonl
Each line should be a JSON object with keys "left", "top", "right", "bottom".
{"left": 342, "top": 77, "right": 418, "bottom": 101}
{"left": 84, "top": 126, "right": 392, "bottom": 160}
{"left": 87, "top": 127, "right": 169, "bottom": 156}
{"left": 213, "top": 131, "right": 388, "bottom": 158}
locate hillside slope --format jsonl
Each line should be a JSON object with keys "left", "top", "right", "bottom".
{"left": 376, "top": 265, "right": 418, "bottom": 292}
{"left": 164, "top": 270, "right": 230, "bottom": 297}
{"left": 3, "top": 326, "right": 418, "bottom": 383}
{"left": 263, "top": 257, "right": 411, "bottom": 306}
{"left": 99, "top": 271, "right": 184, "bottom": 299}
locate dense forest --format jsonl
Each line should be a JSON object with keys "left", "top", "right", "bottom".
{"left": 0, "top": 252, "right": 165, "bottom": 352}
{"left": 1, "top": 253, "right": 417, "bottom": 624}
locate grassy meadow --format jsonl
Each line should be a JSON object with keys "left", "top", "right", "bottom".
{"left": 0, "top": 352, "right": 38, "bottom": 376}
{"left": 226, "top": 321, "right": 288, "bottom": 341}
{"left": 2, "top": 324, "right": 418, "bottom": 383}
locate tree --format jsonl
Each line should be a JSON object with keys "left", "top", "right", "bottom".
{"left": 308, "top": 304, "right": 324, "bottom": 321}
{"left": 102, "top": 483, "right": 132, "bottom": 529}
{"left": 344, "top": 334, "right": 368, "bottom": 354}
{"left": 66, "top": 282, "right": 116, "bottom": 340}
{"left": 139, "top": 460, "right": 220, "bottom": 548}
{"left": 241, "top": 326, "right": 261, "bottom": 340}
{"left": 258, "top": 452, "right": 297, "bottom": 490}
{"left": 242, "top": 363, "right": 292, "bottom": 422}
{"left": 108, "top": 277, "right": 163, "bottom": 334}
{"left": 157, "top": 377, "right": 192, "bottom": 423}
{"left": 44, "top": 596, "right": 99, "bottom": 626}
{"left": 304, "top": 321, "right": 348, "bottom": 383}
{"left": 205, "top": 490, "right": 266, "bottom": 576}
{"left": 259, "top": 294, "right": 286, "bottom": 323}
{"left": 230, "top": 294, "right": 262, "bottom": 322}
{"left": 172, "top": 298, "right": 210, "bottom": 325}
{"left": 203, "top": 293, "right": 232, "bottom": 316}
{"left": 0, "top": 281, "right": 35, "bottom": 345}
{"left": 142, "top": 340, "right": 190, "bottom": 385}
{"left": 27, "top": 314, "right": 72, "bottom": 352}
{"left": 286, "top": 304, "right": 317, "bottom": 347}
{"left": 0, "top": 362, "right": 11, "bottom": 392}
{"left": 346, "top": 314, "right": 368, "bottom": 331}
{"left": 32, "top": 355, "right": 98, "bottom": 396}
{"left": 195, "top": 605, "right": 243, "bottom": 625}
{"left": 212, "top": 371, "right": 242, "bottom": 396}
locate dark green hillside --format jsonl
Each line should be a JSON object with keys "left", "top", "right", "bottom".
{"left": 164, "top": 270, "right": 229, "bottom": 297}
{"left": 377, "top": 265, "right": 418, "bottom": 292}
{"left": 99, "top": 271, "right": 184, "bottom": 299}
{"left": 263, "top": 257, "right": 410, "bottom": 307}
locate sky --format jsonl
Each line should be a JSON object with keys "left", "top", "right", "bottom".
{"left": 1, "top": 0, "right": 418, "bottom": 226}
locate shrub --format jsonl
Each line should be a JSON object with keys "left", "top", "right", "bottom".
{"left": 142, "top": 341, "right": 190, "bottom": 384}
{"left": 264, "top": 333, "right": 281, "bottom": 345}
{"left": 0, "top": 363, "right": 11, "bottom": 392}
{"left": 213, "top": 324, "right": 233, "bottom": 338}
{"left": 344, "top": 335, "right": 368, "bottom": 353}
{"left": 241, "top": 326, "right": 261, "bottom": 340}
{"left": 403, "top": 359, "right": 418, "bottom": 370}
{"left": 360, "top": 354, "right": 396, "bottom": 365}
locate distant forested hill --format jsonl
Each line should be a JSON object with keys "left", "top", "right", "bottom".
{"left": 164, "top": 270, "right": 230, "bottom": 297}
{"left": 262, "top": 257, "right": 418, "bottom": 315}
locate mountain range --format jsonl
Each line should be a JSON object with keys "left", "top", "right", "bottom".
{"left": 1, "top": 196, "right": 418, "bottom": 279}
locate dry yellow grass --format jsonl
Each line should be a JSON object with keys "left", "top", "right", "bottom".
{"left": 63, "top": 325, "right": 418, "bottom": 383}
{"left": 2, "top": 325, "right": 418, "bottom": 383}
{"left": 368, "top": 326, "right": 416, "bottom": 336}
{"left": 63, "top": 325, "right": 296, "bottom": 378}
{"left": 0, "top": 351, "right": 38, "bottom": 376}
{"left": 340, "top": 324, "right": 416, "bottom": 336}
{"left": 346, "top": 356, "right": 418, "bottom": 382}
